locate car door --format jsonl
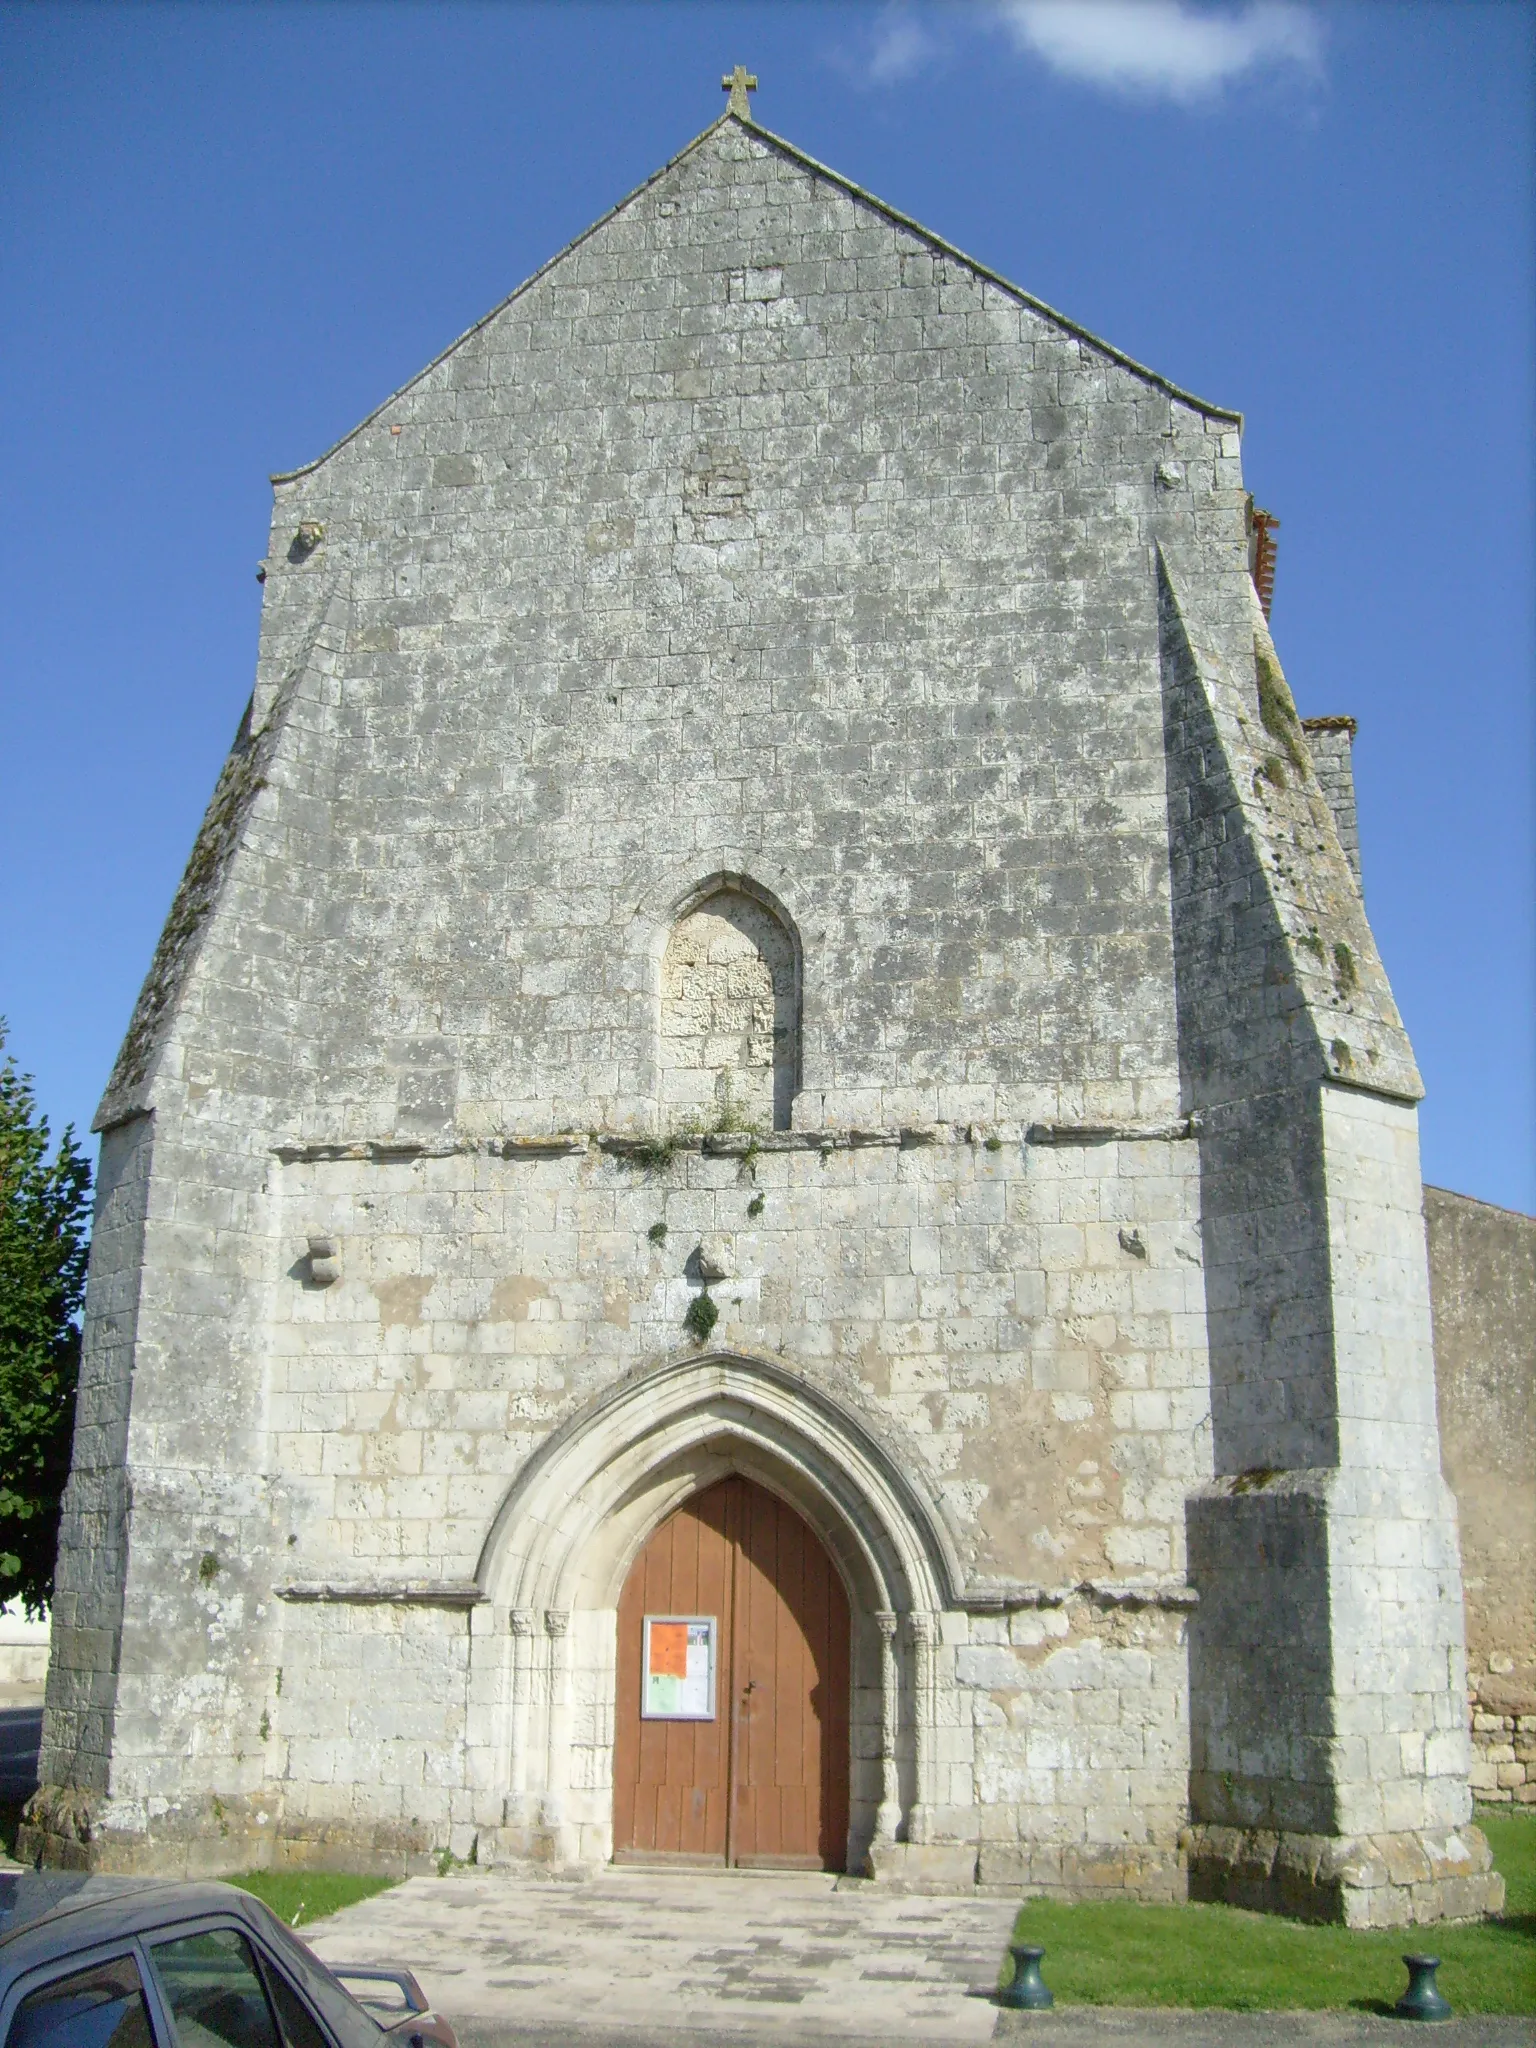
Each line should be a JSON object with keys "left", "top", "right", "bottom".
{"left": 241, "top": 1922, "right": 382, "bottom": 2048}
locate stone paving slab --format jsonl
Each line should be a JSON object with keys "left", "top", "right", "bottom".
{"left": 303, "top": 1866, "right": 1534, "bottom": 2047}
{"left": 302, "top": 1865, "right": 1016, "bottom": 2042}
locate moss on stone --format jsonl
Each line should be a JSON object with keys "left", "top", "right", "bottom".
{"left": 683, "top": 1292, "right": 718, "bottom": 1343}
{"left": 1255, "top": 638, "right": 1309, "bottom": 775}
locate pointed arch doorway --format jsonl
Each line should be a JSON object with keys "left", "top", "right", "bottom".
{"left": 612, "top": 1475, "right": 851, "bottom": 1870}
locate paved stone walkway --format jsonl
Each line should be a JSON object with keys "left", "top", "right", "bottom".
{"left": 302, "top": 1867, "right": 1535, "bottom": 2047}
{"left": 303, "top": 1865, "right": 1015, "bottom": 2042}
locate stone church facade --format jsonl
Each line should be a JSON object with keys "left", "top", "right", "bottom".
{"left": 26, "top": 87, "right": 1501, "bottom": 1926}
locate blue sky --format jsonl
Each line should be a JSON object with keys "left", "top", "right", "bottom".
{"left": 2, "top": 1, "right": 1532, "bottom": 1210}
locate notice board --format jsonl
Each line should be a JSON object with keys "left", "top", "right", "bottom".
{"left": 641, "top": 1615, "right": 716, "bottom": 1719}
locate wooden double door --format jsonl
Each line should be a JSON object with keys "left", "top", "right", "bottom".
{"left": 613, "top": 1476, "right": 850, "bottom": 1870}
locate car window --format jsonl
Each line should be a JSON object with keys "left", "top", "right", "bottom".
{"left": 258, "top": 1966, "right": 328, "bottom": 2048}
{"left": 5, "top": 1952, "right": 155, "bottom": 2048}
{"left": 240, "top": 1916, "right": 380, "bottom": 2048}
{"left": 148, "top": 1929, "right": 280, "bottom": 2048}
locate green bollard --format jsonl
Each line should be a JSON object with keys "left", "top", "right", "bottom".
{"left": 999, "top": 1942, "right": 1053, "bottom": 2010}
{"left": 1395, "top": 1954, "right": 1452, "bottom": 2023}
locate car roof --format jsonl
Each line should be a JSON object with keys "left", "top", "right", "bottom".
{"left": 0, "top": 1873, "right": 268, "bottom": 1956}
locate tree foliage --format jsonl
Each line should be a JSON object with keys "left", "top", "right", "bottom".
{"left": 0, "top": 1024, "right": 92, "bottom": 1615}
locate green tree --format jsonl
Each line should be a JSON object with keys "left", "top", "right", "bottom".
{"left": 0, "top": 1024, "right": 91, "bottom": 1615}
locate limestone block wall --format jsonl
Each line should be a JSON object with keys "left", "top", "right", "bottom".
{"left": 1426, "top": 1186, "right": 1536, "bottom": 1806}
{"left": 240, "top": 1127, "right": 1207, "bottom": 1882}
{"left": 29, "top": 105, "right": 1493, "bottom": 1921}
{"left": 202, "top": 116, "right": 1244, "bottom": 1148}
{"left": 952, "top": 1597, "right": 1191, "bottom": 1896}
{"left": 266, "top": 1128, "right": 1208, "bottom": 1591}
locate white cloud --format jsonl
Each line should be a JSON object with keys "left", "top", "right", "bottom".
{"left": 995, "top": 1, "right": 1322, "bottom": 102}
{"left": 865, "top": 7, "right": 944, "bottom": 85}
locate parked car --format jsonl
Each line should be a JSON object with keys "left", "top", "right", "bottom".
{"left": 0, "top": 1873, "right": 457, "bottom": 2047}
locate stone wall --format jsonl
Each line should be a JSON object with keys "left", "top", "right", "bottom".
{"left": 34, "top": 1125, "right": 1206, "bottom": 1883}
{"left": 100, "top": 118, "right": 1244, "bottom": 1151}
{"left": 28, "top": 106, "right": 1496, "bottom": 1922}
{"left": 1301, "top": 717, "right": 1361, "bottom": 886}
{"left": 1426, "top": 1186, "right": 1536, "bottom": 1806}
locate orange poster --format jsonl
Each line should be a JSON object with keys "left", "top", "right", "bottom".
{"left": 648, "top": 1621, "right": 688, "bottom": 1679}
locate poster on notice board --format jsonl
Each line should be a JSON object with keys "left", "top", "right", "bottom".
{"left": 642, "top": 1615, "right": 715, "bottom": 1719}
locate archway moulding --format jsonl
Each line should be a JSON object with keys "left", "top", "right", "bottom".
{"left": 475, "top": 1346, "right": 970, "bottom": 1619}
{"left": 622, "top": 848, "right": 818, "bottom": 947}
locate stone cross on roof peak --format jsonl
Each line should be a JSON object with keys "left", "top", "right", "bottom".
{"left": 722, "top": 65, "right": 758, "bottom": 118}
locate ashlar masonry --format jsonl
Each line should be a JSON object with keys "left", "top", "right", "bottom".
{"left": 25, "top": 88, "right": 1500, "bottom": 1927}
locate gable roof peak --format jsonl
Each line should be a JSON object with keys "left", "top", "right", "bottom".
{"left": 272, "top": 96, "right": 1237, "bottom": 484}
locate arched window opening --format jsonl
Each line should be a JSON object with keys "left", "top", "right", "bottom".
{"left": 661, "top": 887, "right": 798, "bottom": 1133}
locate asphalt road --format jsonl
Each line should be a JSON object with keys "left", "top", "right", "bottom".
{"left": 0, "top": 1707, "right": 42, "bottom": 1804}
{"left": 451, "top": 2017, "right": 1536, "bottom": 2047}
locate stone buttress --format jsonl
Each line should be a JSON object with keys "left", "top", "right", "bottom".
{"left": 1160, "top": 549, "right": 1499, "bottom": 1923}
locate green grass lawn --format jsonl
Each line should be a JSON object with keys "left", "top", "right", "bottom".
{"left": 1006, "top": 1808, "right": 1536, "bottom": 2013}
{"left": 226, "top": 1870, "right": 399, "bottom": 1929}
{"left": 0, "top": 1797, "right": 396, "bottom": 1926}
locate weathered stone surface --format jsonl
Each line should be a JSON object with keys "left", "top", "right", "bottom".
{"left": 32, "top": 101, "right": 1483, "bottom": 1918}
{"left": 1301, "top": 717, "right": 1361, "bottom": 885}
{"left": 1186, "top": 1822, "right": 1503, "bottom": 1927}
{"left": 1426, "top": 1183, "right": 1536, "bottom": 1803}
